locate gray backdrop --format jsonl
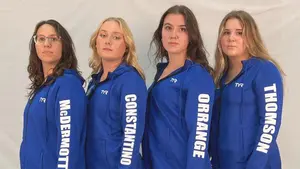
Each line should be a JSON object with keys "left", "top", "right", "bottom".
{"left": 0, "top": 0, "right": 299, "bottom": 168}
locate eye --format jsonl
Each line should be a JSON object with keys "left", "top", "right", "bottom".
{"left": 236, "top": 31, "right": 243, "bottom": 36}
{"left": 112, "top": 35, "right": 121, "bottom": 40}
{"left": 180, "top": 27, "right": 187, "bottom": 32}
{"left": 164, "top": 25, "right": 172, "bottom": 31}
{"left": 49, "top": 37, "right": 59, "bottom": 42}
{"left": 99, "top": 33, "right": 106, "bottom": 38}
{"left": 37, "top": 36, "right": 46, "bottom": 42}
{"left": 223, "top": 31, "right": 230, "bottom": 35}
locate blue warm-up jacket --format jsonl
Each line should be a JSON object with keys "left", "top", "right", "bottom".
{"left": 143, "top": 60, "right": 215, "bottom": 169}
{"left": 20, "top": 69, "right": 87, "bottom": 169}
{"left": 85, "top": 63, "right": 147, "bottom": 169}
{"left": 209, "top": 57, "right": 284, "bottom": 169}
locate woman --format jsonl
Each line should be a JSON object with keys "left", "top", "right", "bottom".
{"left": 19, "top": 19, "right": 87, "bottom": 169}
{"left": 142, "top": 5, "right": 215, "bottom": 169}
{"left": 85, "top": 17, "right": 147, "bottom": 169}
{"left": 210, "top": 10, "right": 284, "bottom": 169}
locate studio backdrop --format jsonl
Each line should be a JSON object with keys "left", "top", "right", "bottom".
{"left": 0, "top": 0, "right": 299, "bottom": 168}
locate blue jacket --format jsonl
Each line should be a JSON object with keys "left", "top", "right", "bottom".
{"left": 86, "top": 63, "right": 147, "bottom": 169}
{"left": 20, "top": 69, "right": 87, "bottom": 169}
{"left": 143, "top": 60, "right": 215, "bottom": 169}
{"left": 209, "top": 57, "right": 283, "bottom": 169}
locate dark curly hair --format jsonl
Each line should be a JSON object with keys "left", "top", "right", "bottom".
{"left": 27, "top": 19, "right": 79, "bottom": 98}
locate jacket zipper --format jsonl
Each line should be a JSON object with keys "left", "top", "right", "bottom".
{"left": 149, "top": 66, "right": 187, "bottom": 94}
{"left": 86, "top": 78, "right": 110, "bottom": 99}
{"left": 144, "top": 66, "right": 187, "bottom": 168}
{"left": 216, "top": 69, "right": 245, "bottom": 166}
{"left": 24, "top": 92, "right": 37, "bottom": 141}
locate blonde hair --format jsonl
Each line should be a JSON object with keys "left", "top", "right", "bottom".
{"left": 214, "top": 10, "right": 285, "bottom": 87}
{"left": 89, "top": 17, "right": 145, "bottom": 79}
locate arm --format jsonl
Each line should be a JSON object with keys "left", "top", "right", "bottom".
{"left": 118, "top": 76, "right": 147, "bottom": 169}
{"left": 245, "top": 62, "right": 283, "bottom": 169}
{"left": 185, "top": 69, "right": 215, "bottom": 169}
{"left": 55, "top": 80, "right": 87, "bottom": 169}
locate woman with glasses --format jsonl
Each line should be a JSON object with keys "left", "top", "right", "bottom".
{"left": 19, "top": 19, "right": 87, "bottom": 169}
{"left": 85, "top": 17, "right": 147, "bottom": 169}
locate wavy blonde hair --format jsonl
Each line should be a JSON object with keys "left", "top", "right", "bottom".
{"left": 89, "top": 17, "right": 145, "bottom": 79}
{"left": 214, "top": 10, "right": 285, "bottom": 87}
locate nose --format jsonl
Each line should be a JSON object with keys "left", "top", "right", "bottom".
{"left": 105, "top": 39, "right": 111, "bottom": 45}
{"left": 170, "top": 29, "right": 179, "bottom": 39}
{"left": 105, "top": 36, "right": 113, "bottom": 45}
{"left": 229, "top": 33, "right": 236, "bottom": 42}
{"left": 43, "top": 38, "right": 51, "bottom": 47}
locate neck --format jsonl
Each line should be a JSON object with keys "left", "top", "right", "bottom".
{"left": 102, "top": 59, "right": 122, "bottom": 76}
{"left": 42, "top": 63, "right": 55, "bottom": 79}
{"left": 167, "top": 52, "right": 186, "bottom": 69}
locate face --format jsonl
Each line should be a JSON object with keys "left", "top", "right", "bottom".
{"left": 162, "top": 14, "right": 189, "bottom": 56}
{"left": 220, "top": 18, "right": 248, "bottom": 59}
{"left": 35, "top": 24, "right": 62, "bottom": 67}
{"left": 96, "top": 20, "right": 126, "bottom": 62}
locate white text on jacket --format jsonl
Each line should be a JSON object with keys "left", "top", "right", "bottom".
{"left": 58, "top": 99, "right": 71, "bottom": 169}
{"left": 121, "top": 94, "right": 138, "bottom": 165}
{"left": 193, "top": 94, "right": 210, "bottom": 158}
{"left": 257, "top": 83, "right": 278, "bottom": 154}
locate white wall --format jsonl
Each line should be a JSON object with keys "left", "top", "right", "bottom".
{"left": 0, "top": 0, "right": 299, "bottom": 168}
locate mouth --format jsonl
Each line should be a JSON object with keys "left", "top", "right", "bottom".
{"left": 43, "top": 51, "right": 53, "bottom": 54}
{"left": 168, "top": 42, "right": 179, "bottom": 45}
{"left": 103, "top": 48, "right": 113, "bottom": 51}
{"left": 227, "top": 46, "right": 236, "bottom": 48}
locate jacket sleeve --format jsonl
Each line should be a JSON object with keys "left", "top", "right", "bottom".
{"left": 118, "top": 75, "right": 147, "bottom": 169}
{"left": 245, "top": 62, "right": 283, "bottom": 169}
{"left": 55, "top": 79, "right": 87, "bottom": 169}
{"left": 185, "top": 69, "right": 215, "bottom": 169}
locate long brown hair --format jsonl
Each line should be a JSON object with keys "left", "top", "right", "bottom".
{"left": 150, "top": 5, "right": 213, "bottom": 74}
{"left": 214, "top": 10, "right": 285, "bottom": 87}
{"left": 27, "top": 19, "right": 79, "bottom": 97}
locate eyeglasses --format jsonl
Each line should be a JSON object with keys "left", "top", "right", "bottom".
{"left": 33, "top": 35, "right": 61, "bottom": 45}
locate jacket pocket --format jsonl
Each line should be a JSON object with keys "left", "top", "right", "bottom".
{"left": 102, "top": 139, "right": 109, "bottom": 166}
{"left": 165, "top": 128, "right": 172, "bottom": 159}
{"left": 40, "top": 151, "right": 44, "bottom": 169}
{"left": 87, "top": 138, "right": 109, "bottom": 168}
{"left": 239, "top": 129, "right": 246, "bottom": 162}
